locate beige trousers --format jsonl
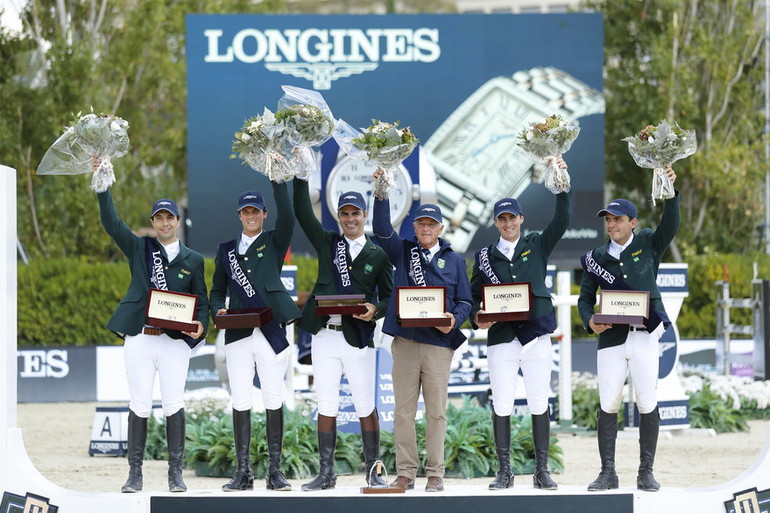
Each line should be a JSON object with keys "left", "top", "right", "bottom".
{"left": 391, "top": 336, "right": 454, "bottom": 479}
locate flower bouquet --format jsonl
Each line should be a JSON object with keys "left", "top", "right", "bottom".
{"left": 517, "top": 114, "right": 579, "bottom": 194}
{"left": 622, "top": 120, "right": 697, "bottom": 205}
{"left": 275, "top": 86, "right": 336, "bottom": 148}
{"left": 273, "top": 85, "right": 334, "bottom": 181}
{"left": 334, "top": 118, "right": 419, "bottom": 199}
{"left": 230, "top": 108, "right": 299, "bottom": 183}
{"left": 37, "top": 111, "right": 130, "bottom": 192}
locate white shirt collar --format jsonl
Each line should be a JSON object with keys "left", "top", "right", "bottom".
{"left": 496, "top": 237, "right": 519, "bottom": 259}
{"left": 422, "top": 243, "right": 440, "bottom": 258}
{"left": 344, "top": 234, "right": 367, "bottom": 248}
{"left": 609, "top": 233, "right": 634, "bottom": 259}
{"left": 239, "top": 232, "right": 262, "bottom": 252}
{"left": 345, "top": 234, "right": 367, "bottom": 260}
{"left": 162, "top": 240, "right": 181, "bottom": 262}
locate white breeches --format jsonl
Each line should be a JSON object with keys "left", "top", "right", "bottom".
{"left": 597, "top": 324, "right": 666, "bottom": 414}
{"left": 487, "top": 334, "right": 553, "bottom": 416}
{"left": 124, "top": 333, "right": 191, "bottom": 417}
{"left": 311, "top": 328, "right": 376, "bottom": 418}
{"left": 225, "top": 328, "right": 289, "bottom": 411}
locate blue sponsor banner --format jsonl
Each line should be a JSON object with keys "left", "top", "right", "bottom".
{"left": 626, "top": 399, "right": 689, "bottom": 428}
{"left": 281, "top": 264, "right": 297, "bottom": 299}
{"left": 657, "top": 264, "right": 688, "bottom": 293}
{"left": 186, "top": 14, "right": 604, "bottom": 263}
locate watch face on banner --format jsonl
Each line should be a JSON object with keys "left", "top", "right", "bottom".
{"left": 427, "top": 77, "right": 551, "bottom": 204}
{"left": 428, "top": 79, "right": 539, "bottom": 195}
{"left": 326, "top": 157, "right": 413, "bottom": 233}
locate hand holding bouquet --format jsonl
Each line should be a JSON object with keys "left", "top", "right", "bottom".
{"left": 622, "top": 120, "right": 696, "bottom": 204}
{"left": 230, "top": 108, "right": 297, "bottom": 183}
{"left": 335, "top": 118, "right": 419, "bottom": 199}
{"left": 37, "top": 111, "right": 130, "bottom": 192}
{"left": 517, "top": 114, "right": 579, "bottom": 194}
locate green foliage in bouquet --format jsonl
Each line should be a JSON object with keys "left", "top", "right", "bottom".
{"left": 274, "top": 104, "right": 334, "bottom": 146}
{"left": 67, "top": 110, "right": 130, "bottom": 151}
{"left": 352, "top": 119, "right": 419, "bottom": 167}
{"left": 518, "top": 114, "right": 579, "bottom": 149}
{"left": 688, "top": 385, "right": 749, "bottom": 433}
{"left": 230, "top": 113, "right": 273, "bottom": 159}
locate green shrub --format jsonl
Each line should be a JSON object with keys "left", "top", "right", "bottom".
{"left": 570, "top": 375, "right": 600, "bottom": 430}
{"left": 146, "top": 397, "right": 563, "bottom": 479}
{"left": 677, "top": 253, "right": 770, "bottom": 339}
{"left": 688, "top": 385, "right": 749, "bottom": 433}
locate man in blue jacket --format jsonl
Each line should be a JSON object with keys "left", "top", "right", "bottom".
{"left": 371, "top": 170, "right": 472, "bottom": 492}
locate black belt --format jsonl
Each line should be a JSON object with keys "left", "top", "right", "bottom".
{"left": 325, "top": 323, "right": 343, "bottom": 332}
{"left": 628, "top": 326, "right": 647, "bottom": 332}
{"left": 142, "top": 327, "right": 165, "bottom": 336}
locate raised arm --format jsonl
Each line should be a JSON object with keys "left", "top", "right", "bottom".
{"left": 272, "top": 181, "right": 295, "bottom": 259}
{"left": 652, "top": 188, "right": 681, "bottom": 255}
{"left": 292, "top": 178, "right": 328, "bottom": 250}
{"left": 371, "top": 196, "right": 402, "bottom": 262}
{"left": 97, "top": 190, "right": 141, "bottom": 257}
{"left": 541, "top": 189, "right": 573, "bottom": 255}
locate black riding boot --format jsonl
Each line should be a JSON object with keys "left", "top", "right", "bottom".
{"left": 637, "top": 407, "right": 661, "bottom": 491}
{"left": 360, "top": 411, "right": 387, "bottom": 487}
{"left": 222, "top": 409, "right": 254, "bottom": 491}
{"left": 121, "top": 410, "right": 147, "bottom": 493}
{"left": 302, "top": 414, "right": 337, "bottom": 491}
{"left": 587, "top": 409, "right": 619, "bottom": 491}
{"left": 265, "top": 407, "right": 292, "bottom": 491}
{"left": 489, "top": 413, "right": 514, "bottom": 489}
{"left": 166, "top": 409, "right": 187, "bottom": 492}
{"left": 532, "top": 412, "right": 558, "bottom": 490}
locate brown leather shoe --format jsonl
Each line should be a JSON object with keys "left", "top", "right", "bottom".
{"left": 390, "top": 476, "right": 415, "bottom": 491}
{"left": 425, "top": 476, "right": 444, "bottom": 492}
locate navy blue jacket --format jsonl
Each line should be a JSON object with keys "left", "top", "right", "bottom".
{"left": 372, "top": 197, "right": 472, "bottom": 350}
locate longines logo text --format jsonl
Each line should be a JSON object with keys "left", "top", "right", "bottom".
{"left": 203, "top": 27, "right": 441, "bottom": 89}
{"left": 18, "top": 350, "right": 70, "bottom": 378}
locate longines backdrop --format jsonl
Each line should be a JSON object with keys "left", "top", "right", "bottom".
{"left": 186, "top": 13, "right": 604, "bottom": 264}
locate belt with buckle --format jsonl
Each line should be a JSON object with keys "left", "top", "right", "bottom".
{"left": 142, "top": 327, "right": 165, "bottom": 336}
{"left": 628, "top": 326, "right": 647, "bottom": 332}
{"left": 325, "top": 323, "right": 343, "bottom": 332}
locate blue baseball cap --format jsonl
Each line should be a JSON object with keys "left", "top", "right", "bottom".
{"left": 337, "top": 191, "right": 367, "bottom": 211}
{"left": 150, "top": 199, "right": 179, "bottom": 218}
{"left": 414, "top": 204, "right": 443, "bottom": 224}
{"left": 597, "top": 198, "right": 637, "bottom": 219}
{"left": 238, "top": 190, "right": 266, "bottom": 212}
{"left": 494, "top": 198, "right": 523, "bottom": 218}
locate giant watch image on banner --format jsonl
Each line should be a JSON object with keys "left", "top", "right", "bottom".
{"left": 186, "top": 14, "right": 604, "bottom": 263}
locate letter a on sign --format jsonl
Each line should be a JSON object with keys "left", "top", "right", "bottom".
{"left": 100, "top": 416, "right": 112, "bottom": 437}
